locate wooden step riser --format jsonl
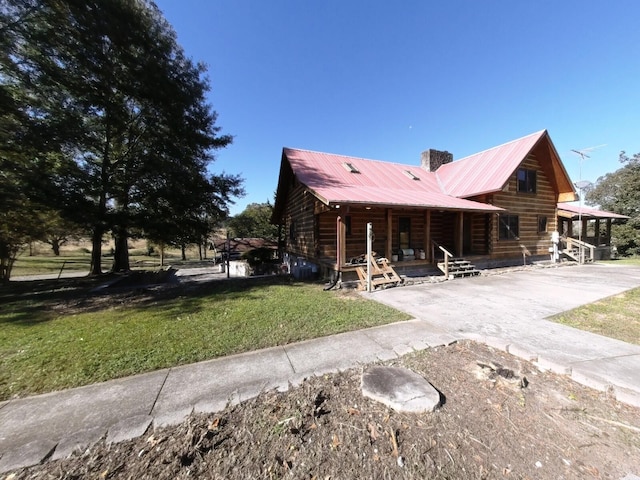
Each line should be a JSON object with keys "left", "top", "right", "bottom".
{"left": 437, "top": 257, "right": 479, "bottom": 278}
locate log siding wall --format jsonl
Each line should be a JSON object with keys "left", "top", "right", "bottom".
{"left": 488, "top": 154, "right": 558, "bottom": 258}
{"left": 283, "top": 181, "right": 318, "bottom": 259}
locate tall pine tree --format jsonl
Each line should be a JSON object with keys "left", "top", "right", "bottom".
{"left": 1, "top": 0, "right": 242, "bottom": 278}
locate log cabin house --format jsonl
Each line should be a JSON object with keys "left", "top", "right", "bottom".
{"left": 272, "top": 130, "right": 625, "bottom": 281}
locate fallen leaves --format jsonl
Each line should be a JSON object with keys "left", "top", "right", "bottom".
{"left": 208, "top": 417, "right": 221, "bottom": 431}
{"left": 388, "top": 427, "right": 399, "bottom": 458}
{"left": 367, "top": 423, "right": 379, "bottom": 442}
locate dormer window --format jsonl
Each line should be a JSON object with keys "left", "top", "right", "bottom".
{"left": 517, "top": 168, "right": 536, "bottom": 193}
{"left": 342, "top": 162, "right": 360, "bottom": 173}
{"left": 403, "top": 170, "right": 420, "bottom": 180}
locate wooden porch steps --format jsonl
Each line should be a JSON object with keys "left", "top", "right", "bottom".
{"left": 355, "top": 257, "right": 402, "bottom": 290}
{"left": 562, "top": 248, "right": 594, "bottom": 263}
{"left": 437, "top": 258, "right": 481, "bottom": 279}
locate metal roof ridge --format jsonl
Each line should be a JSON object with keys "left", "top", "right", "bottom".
{"left": 442, "top": 129, "right": 547, "bottom": 166}
{"left": 283, "top": 147, "right": 390, "bottom": 164}
{"left": 434, "top": 171, "right": 449, "bottom": 196}
{"left": 284, "top": 147, "right": 441, "bottom": 171}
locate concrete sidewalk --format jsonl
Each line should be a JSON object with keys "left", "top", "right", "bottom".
{"left": 1, "top": 262, "right": 640, "bottom": 473}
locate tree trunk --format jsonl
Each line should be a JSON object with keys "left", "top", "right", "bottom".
{"left": 52, "top": 240, "right": 60, "bottom": 256}
{"left": 0, "top": 243, "right": 13, "bottom": 282}
{"left": 0, "top": 256, "right": 16, "bottom": 283}
{"left": 89, "top": 227, "right": 104, "bottom": 275}
{"left": 112, "top": 226, "right": 130, "bottom": 272}
{"left": 90, "top": 111, "right": 113, "bottom": 276}
{"left": 198, "top": 242, "right": 203, "bottom": 261}
{"left": 181, "top": 243, "right": 187, "bottom": 261}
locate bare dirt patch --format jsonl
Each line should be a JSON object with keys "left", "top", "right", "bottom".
{"left": 9, "top": 341, "right": 640, "bottom": 479}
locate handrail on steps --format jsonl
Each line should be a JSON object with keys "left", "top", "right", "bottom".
{"left": 565, "top": 237, "right": 595, "bottom": 264}
{"left": 431, "top": 240, "right": 454, "bottom": 278}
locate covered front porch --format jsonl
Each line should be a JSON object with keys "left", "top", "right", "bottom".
{"left": 318, "top": 205, "right": 498, "bottom": 278}
{"left": 556, "top": 203, "right": 629, "bottom": 261}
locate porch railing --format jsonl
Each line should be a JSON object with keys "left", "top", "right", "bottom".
{"left": 431, "top": 240, "right": 454, "bottom": 277}
{"left": 565, "top": 237, "right": 595, "bottom": 264}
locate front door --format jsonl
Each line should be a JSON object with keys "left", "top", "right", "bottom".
{"left": 399, "top": 217, "right": 410, "bottom": 250}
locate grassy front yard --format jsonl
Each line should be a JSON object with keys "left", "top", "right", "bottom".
{"left": 551, "top": 286, "right": 640, "bottom": 346}
{"left": 0, "top": 276, "right": 410, "bottom": 401}
{"left": 10, "top": 245, "right": 199, "bottom": 277}
{"left": 5, "top": 256, "right": 640, "bottom": 402}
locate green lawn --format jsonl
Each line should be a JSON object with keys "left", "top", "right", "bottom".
{"left": 0, "top": 277, "right": 410, "bottom": 400}
{"left": 11, "top": 249, "right": 192, "bottom": 277}
{"left": 550, "top": 257, "right": 640, "bottom": 345}
{"left": 603, "top": 257, "right": 640, "bottom": 266}
{"left": 551, "top": 286, "right": 640, "bottom": 346}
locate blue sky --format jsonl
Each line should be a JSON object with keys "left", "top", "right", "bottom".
{"left": 155, "top": 0, "right": 640, "bottom": 215}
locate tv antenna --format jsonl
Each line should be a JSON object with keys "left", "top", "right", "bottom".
{"left": 570, "top": 144, "right": 604, "bottom": 263}
{"left": 571, "top": 144, "right": 606, "bottom": 161}
{"left": 570, "top": 144, "right": 606, "bottom": 181}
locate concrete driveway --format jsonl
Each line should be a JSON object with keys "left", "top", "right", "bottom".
{"left": 371, "top": 262, "right": 640, "bottom": 405}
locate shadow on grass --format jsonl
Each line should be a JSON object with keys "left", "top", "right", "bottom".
{"left": 0, "top": 273, "right": 311, "bottom": 327}
{"left": 0, "top": 276, "right": 106, "bottom": 326}
{"left": 1, "top": 303, "right": 54, "bottom": 326}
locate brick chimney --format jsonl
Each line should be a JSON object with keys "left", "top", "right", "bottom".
{"left": 421, "top": 149, "right": 453, "bottom": 172}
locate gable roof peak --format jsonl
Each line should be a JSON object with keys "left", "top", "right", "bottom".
{"left": 435, "top": 130, "right": 551, "bottom": 198}
{"left": 455, "top": 129, "right": 547, "bottom": 165}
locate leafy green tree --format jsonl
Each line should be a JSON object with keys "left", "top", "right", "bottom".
{"left": 141, "top": 172, "right": 244, "bottom": 265}
{"left": 227, "top": 202, "right": 279, "bottom": 238}
{"left": 2, "top": 0, "right": 242, "bottom": 275}
{"left": 586, "top": 151, "right": 640, "bottom": 256}
{"left": 0, "top": 13, "right": 67, "bottom": 280}
{"left": 0, "top": 87, "right": 28, "bottom": 279}
{"left": 40, "top": 211, "right": 85, "bottom": 256}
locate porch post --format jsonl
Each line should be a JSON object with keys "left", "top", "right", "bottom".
{"left": 425, "top": 210, "right": 431, "bottom": 262}
{"left": 456, "top": 211, "right": 463, "bottom": 257}
{"left": 606, "top": 219, "right": 612, "bottom": 246}
{"left": 338, "top": 216, "right": 346, "bottom": 267}
{"left": 595, "top": 219, "right": 601, "bottom": 246}
{"left": 385, "top": 208, "right": 393, "bottom": 260}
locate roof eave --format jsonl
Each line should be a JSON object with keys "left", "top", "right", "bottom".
{"left": 458, "top": 187, "right": 505, "bottom": 199}
{"left": 325, "top": 199, "right": 504, "bottom": 213}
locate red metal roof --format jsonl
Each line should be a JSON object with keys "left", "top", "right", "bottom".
{"left": 280, "top": 130, "right": 577, "bottom": 213}
{"left": 436, "top": 130, "right": 547, "bottom": 197}
{"left": 283, "top": 148, "right": 503, "bottom": 212}
{"left": 557, "top": 203, "right": 629, "bottom": 219}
